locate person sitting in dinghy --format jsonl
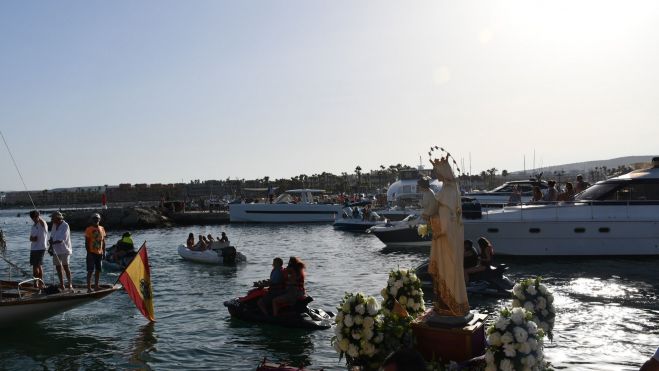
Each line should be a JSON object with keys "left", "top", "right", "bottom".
{"left": 271, "top": 257, "right": 306, "bottom": 316}
{"left": 186, "top": 233, "right": 195, "bottom": 249}
{"left": 112, "top": 232, "right": 135, "bottom": 261}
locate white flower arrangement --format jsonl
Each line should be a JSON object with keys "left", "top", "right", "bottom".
{"left": 380, "top": 268, "right": 426, "bottom": 318}
{"left": 485, "top": 307, "right": 545, "bottom": 371}
{"left": 511, "top": 277, "right": 556, "bottom": 341}
{"left": 331, "top": 292, "right": 384, "bottom": 369}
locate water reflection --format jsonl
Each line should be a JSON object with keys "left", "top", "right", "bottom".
{"left": 226, "top": 319, "right": 315, "bottom": 367}
{"left": 0, "top": 323, "right": 118, "bottom": 369}
{"left": 125, "top": 322, "right": 158, "bottom": 370}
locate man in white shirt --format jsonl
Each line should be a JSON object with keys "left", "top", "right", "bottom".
{"left": 28, "top": 210, "right": 48, "bottom": 288}
{"left": 50, "top": 211, "right": 73, "bottom": 290}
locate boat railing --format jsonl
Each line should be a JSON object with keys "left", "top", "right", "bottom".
{"left": 481, "top": 200, "right": 655, "bottom": 221}
{"left": 16, "top": 278, "right": 45, "bottom": 299}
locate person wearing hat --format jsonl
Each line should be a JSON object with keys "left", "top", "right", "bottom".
{"left": 50, "top": 211, "right": 73, "bottom": 290}
{"left": 84, "top": 213, "right": 106, "bottom": 292}
{"left": 28, "top": 210, "right": 48, "bottom": 288}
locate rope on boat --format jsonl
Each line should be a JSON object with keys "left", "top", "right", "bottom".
{"left": 0, "top": 130, "right": 37, "bottom": 210}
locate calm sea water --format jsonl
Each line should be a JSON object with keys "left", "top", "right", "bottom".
{"left": 0, "top": 209, "right": 657, "bottom": 370}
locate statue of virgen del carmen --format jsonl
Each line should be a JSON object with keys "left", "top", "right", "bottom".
{"left": 412, "top": 146, "right": 487, "bottom": 362}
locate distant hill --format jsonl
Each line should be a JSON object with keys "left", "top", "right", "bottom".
{"left": 511, "top": 155, "right": 655, "bottom": 175}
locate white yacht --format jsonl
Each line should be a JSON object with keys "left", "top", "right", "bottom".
{"left": 465, "top": 178, "right": 548, "bottom": 207}
{"left": 229, "top": 189, "right": 342, "bottom": 223}
{"left": 464, "top": 157, "right": 659, "bottom": 256}
{"left": 375, "top": 167, "right": 441, "bottom": 221}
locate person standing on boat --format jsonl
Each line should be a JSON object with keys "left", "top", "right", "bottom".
{"left": 84, "top": 213, "right": 106, "bottom": 292}
{"left": 575, "top": 174, "right": 591, "bottom": 193}
{"left": 28, "top": 210, "right": 48, "bottom": 288}
{"left": 542, "top": 180, "right": 559, "bottom": 202}
{"left": 49, "top": 211, "right": 73, "bottom": 290}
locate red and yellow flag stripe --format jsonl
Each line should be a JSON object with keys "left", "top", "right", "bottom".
{"left": 118, "top": 242, "right": 155, "bottom": 322}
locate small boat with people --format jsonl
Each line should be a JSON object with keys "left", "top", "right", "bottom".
{"left": 224, "top": 256, "right": 333, "bottom": 330}
{"left": 223, "top": 284, "right": 333, "bottom": 330}
{"left": 177, "top": 242, "right": 246, "bottom": 265}
{"left": 0, "top": 279, "right": 119, "bottom": 328}
{"left": 333, "top": 206, "right": 388, "bottom": 232}
{"left": 103, "top": 232, "right": 137, "bottom": 271}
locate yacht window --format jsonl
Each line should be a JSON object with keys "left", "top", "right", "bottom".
{"left": 628, "top": 183, "right": 659, "bottom": 201}
{"left": 529, "top": 228, "right": 541, "bottom": 233}
{"left": 576, "top": 183, "right": 619, "bottom": 201}
{"left": 599, "top": 227, "right": 610, "bottom": 233}
{"left": 487, "top": 228, "right": 499, "bottom": 233}
{"left": 574, "top": 228, "right": 586, "bottom": 233}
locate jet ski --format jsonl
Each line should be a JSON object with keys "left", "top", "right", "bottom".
{"left": 414, "top": 260, "right": 514, "bottom": 298}
{"left": 224, "top": 283, "right": 334, "bottom": 330}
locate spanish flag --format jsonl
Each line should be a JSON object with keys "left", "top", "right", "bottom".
{"left": 118, "top": 242, "right": 155, "bottom": 322}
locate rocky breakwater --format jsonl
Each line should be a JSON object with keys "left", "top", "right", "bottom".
{"left": 63, "top": 207, "right": 174, "bottom": 231}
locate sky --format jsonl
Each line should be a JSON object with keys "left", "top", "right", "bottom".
{"left": 1, "top": 1, "right": 658, "bottom": 191}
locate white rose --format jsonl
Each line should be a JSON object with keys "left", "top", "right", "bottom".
{"left": 523, "top": 301, "right": 535, "bottom": 312}
{"left": 335, "top": 313, "right": 344, "bottom": 325}
{"left": 343, "top": 315, "right": 354, "bottom": 328}
{"left": 348, "top": 295, "right": 356, "bottom": 304}
{"left": 362, "top": 316, "right": 374, "bottom": 329}
{"left": 536, "top": 297, "right": 547, "bottom": 310}
{"left": 487, "top": 332, "right": 502, "bottom": 346}
{"left": 485, "top": 365, "right": 497, "bottom": 371}
{"left": 361, "top": 341, "right": 375, "bottom": 356}
{"left": 389, "top": 286, "right": 398, "bottom": 296}
{"left": 362, "top": 327, "right": 374, "bottom": 340}
{"left": 400, "top": 269, "right": 408, "bottom": 275}
{"left": 355, "top": 304, "right": 365, "bottom": 315}
{"left": 526, "top": 321, "right": 538, "bottom": 335}
{"left": 354, "top": 315, "right": 363, "bottom": 325}
{"left": 399, "top": 296, "right": 408, "bottom": 305}
{"left": 527, "top": 338, "right": 538, "bottom": 351}
{"left": 518, "top": 341, "right": 531, "bottom": 354}
{"left": 512, "top": 299, "right": 521, "bottom": 307}
{"left": 511, "top": 307, "right": 526, "bottom": 325}
{"left": 513, "top": 284, "right": 524, "bottom": 296}
{"left": 514, "top": 326, "right": 529, "bottom": 343}
{"left": 380, "top": 288, "right": 388, "bottom": 298}
{"left": 342, "top": 301, "right": 351, "bottom": 313}
{"left": 547, "top": 293, "right": 554, "bottom": 304}
{"left": 347, "top": 344, "right": 359, "bottom": 358}
{"left": 485, "top": 349, "right": 495, "bottom": 363}
{"left": 412, "top": 302, "right": 421, "bottom": 312}
{"left": 540, "top": 321, "right": 549, "bottom": 332}
{"left": 500, "top": 358, "right": 514, "bottom": 371}
{"left": 538, "top": 284, "right": 548, "bottom": 295}
{"left": 407, "top": 299, "right": 415, "bottom": 309}
{"left": 541, "top": 309, "right": 549, "bottom": 317}
{"left": 525, "top": 354, "right": 537, "bottom": 366}
{"left": 351, "top": 330, "right": 361, "bottom": 340}
{"left": 339, "top": 338, "right": 350, "bottom": 352}
{"left": 526, "top": 285, "right": 537, "bottom": 296}
{"left": 409, "top": 273, "right": 418, "bottom": 281}
{"left": 500, "top": 332, "right": 514, "bottom": 344}
{"left": 366, "top": 297, "right": 379, "bottom": 316}
{"left": 388, "top": 276, "right": 395, "bottom": 285}
{"left": 403, "top": 276, "right": 410, "bottom": 284}
{"left": 495, "top": 317, "right": 510, "bottom": 331}
{"left": 503, "top": 343, "right": 516, "bottom": 358}
{"left": 411, "top": 289, "right": 418, "bottom": 296}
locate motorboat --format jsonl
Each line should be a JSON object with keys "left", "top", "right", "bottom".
{"left": 333, "top": 207, "right": 387, "bottom": 232}
{"left": 367, "top": 198, "right": 483, "bottom": 248}
{"left": 367, "top": 214, "right": 430, "bottom": 248}
{"left": 223, "top": 284, "right": 333, "bottom": 330}
{"left": 465, "top": 178, "right": 548, "bottom": 207}
{"left": 0, "top": 279, "right": 119, "bottom": 328}
{"left": 178, "top": 242, "right": 246, "bottom": 264}
{"left": 103, "top": 244, "right": 137, "bottom": 271}
{"left": 414, "top": 260, "right": 513, "bottom": 298}
{"left": 229, "top": 189, "right": 342, "bottom": 223}
{"left": 463, "top": 157, "right": 659, "bottom": 256}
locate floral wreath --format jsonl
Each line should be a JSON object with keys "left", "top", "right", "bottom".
{"left": 485, "top": 307, "right": 545, "bottom": 371}
{"left": 511, "top": 277, "right": 556, "bottom": 341}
